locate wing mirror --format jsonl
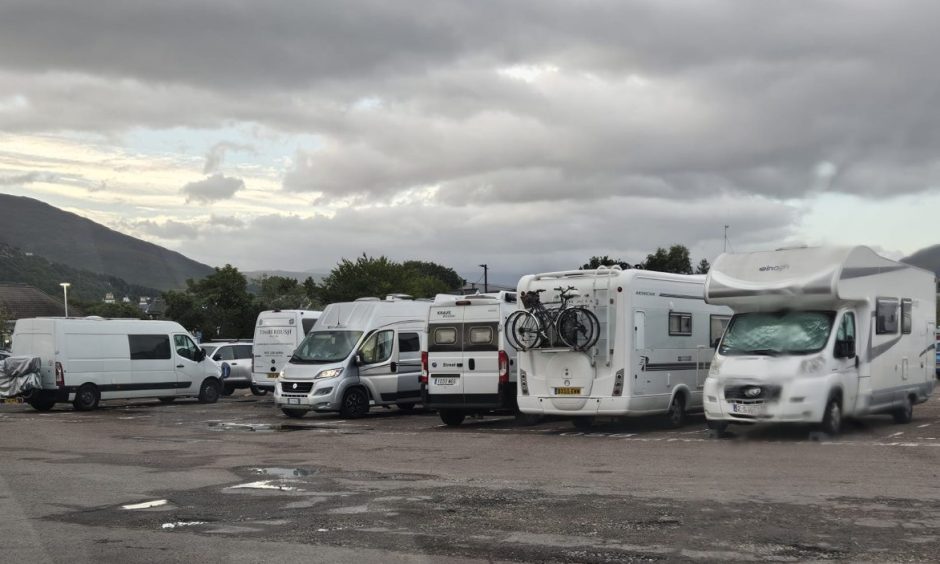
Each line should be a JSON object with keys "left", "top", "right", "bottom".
{"left": 195, "top": 348, "right": 206, "bottom": 362}
{"left": 354, "top": 352, "right": 365, "bottom": 366}
{"left": 835, "top": 339, "right": 856, "bottom": 359}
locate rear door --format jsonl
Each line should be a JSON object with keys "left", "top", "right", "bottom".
{"left": 427, "top": 306, "right": 465, "bottom": 396}
{"left": 462, "top": 305, "right": 500, "bottom": 399}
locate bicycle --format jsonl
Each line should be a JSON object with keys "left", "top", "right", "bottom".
{"left": 505, "top": 286, "right": 600, "bottom": 352}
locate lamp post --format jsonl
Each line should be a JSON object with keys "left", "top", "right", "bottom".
{"left": 60, "top": 282, "right": 71, "bottom": 318}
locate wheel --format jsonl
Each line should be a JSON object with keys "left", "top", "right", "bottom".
{"left": 706, "top": 419, "right": 729, "bottom": 433}
{"left": 281, "top": 408, "right": 306, "bottom": 419}
{"left": 506, "top": 310, "right": 542, "bottom": 351}
{"left": 250, "top": 385, "right": 268, "bottom": 396}
{"left": 556, "top": 307, "right": 600, "bottom": 351}
{"left": 893, "top": 395, "right": 914, "bottom": 424}
{"left": 222, "top": 384, "right": 236, "bottom": 396}
{"left": 198, "top": 379, "right": 221, "bottom": 404}
{"left": 339, "top": 387, "right": 369, "bottom": 419}
{"left": 666, "top": 394, "right": 687, "bottom": 428}
{"left": 572, "top": 417, "right": 594, "bottom": 431}
{"left": 397, "top": 403, "right": 416, "bottom": 412}
{"left": 158, "top": 397, "right": 176, "bottom": 404}
{"left": 72, "top": 384, "right": 100, "bottom": 411}
{"left": 439, "top": 409, "right": 466, "bottom": 426}
{"left": 27, "top": 394, "right": 56, "bottom": 412}
{"left": 820, "top": 396, "right": 842, "bottom": 435}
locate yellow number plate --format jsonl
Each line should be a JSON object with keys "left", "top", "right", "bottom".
{"left": 2, "top": 397, "right": 24, "bottom": 404}
{"left": 555, "top": 387, "right": 581, "bottom": 395}
{"left": 267, "top": 374, "right": 279, "bottom": 379}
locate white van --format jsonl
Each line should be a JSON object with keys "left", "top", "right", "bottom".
{"left": 11, "top": 318, "right": 223, "bottom": 411}
{"left": 274, "top": 296, "right": 432, "bottom": 418}
{"left": 251, "top": 309, "right": 321, "bottom": 394}
{"left": 704, "top": 246, "right": 937, "bottom": 434}
{"left": 422, "top": 292, "right": 519, "bottom": 426}
{"left": 515, "top": 266, "right": 733, "bottom": 429}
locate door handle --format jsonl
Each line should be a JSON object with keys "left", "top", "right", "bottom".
{"left": 390, "top": 362, "right": 397, "bottom": 373}
{"left": 468, "top": 358, "right": 475, "bottom": 370}
{"left": 231, "top": 362, "right": 238, "bottom": 366}
{"left": 176, "top": 364, "right": 184, "bottom": 368}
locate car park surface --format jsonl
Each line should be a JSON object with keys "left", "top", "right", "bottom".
{"left": 2, "top": 392, "right": 940, "bottom": 563}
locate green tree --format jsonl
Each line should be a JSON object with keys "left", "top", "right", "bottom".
{"left": 317, "top": 254, "right": 454, "bottom": 304}
{"left": 642, "top": 245, "right": 693, "bottom": 274}
{"left": 78, "top": 301, "right": 148, "bottom": 319}
{"left": 695, "top": 258, "right": 711, "bottom": 275}
{"left": 581, "top": 255, "right": 632, "bottom": 270}
{"left": 256, "top": 275, "right": 310, "bottom": 309}
{"left": 163, "top": 265, "right": 259, "bottom": 340}
{"left": 402, "top": 260, "right": 465, "bottom": 290}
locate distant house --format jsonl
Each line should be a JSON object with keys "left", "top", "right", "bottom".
{"left": 0, "top": 283, "right": 82, "bottom": 348}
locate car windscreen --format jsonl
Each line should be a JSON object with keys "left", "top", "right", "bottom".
{"left": 201, "top": 345, "right": 218, "bottom": 357}
{"left": 719, "top": 311, "right": 835, "bottom": 356}
{"left": 291, "top": 331, "right": 363, "bottom": 364}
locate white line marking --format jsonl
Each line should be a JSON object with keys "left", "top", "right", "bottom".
{"left": 917, "top": 424, "right": 930, "bottom": 428}
{"left": 122, "top": 499, "right": 168, "bottom": 510}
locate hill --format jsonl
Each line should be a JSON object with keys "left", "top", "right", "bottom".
{"left": 0, "top": 242, "right": 160, "bottom": 303}
{"left": 0, "top": 194, "right": 213, "bottom": 290}
{"left": 902, "top": 244, "right": 940, "bottom": 276}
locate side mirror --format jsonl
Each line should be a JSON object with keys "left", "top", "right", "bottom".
{"left": 354, "top": 352, "right": 365, "bottom": 366}
{"left": 196, "top": 348, "right": 206, "bottom": 362}
{"left": 835, "top": 339, "right": 856, "bottom": 359}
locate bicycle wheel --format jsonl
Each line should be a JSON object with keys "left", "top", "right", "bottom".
{"left": 506, "top": 310, "right": 543, "bottom": 351}
{"left": 556, "top": 307, "right": 600, "bottom": 351}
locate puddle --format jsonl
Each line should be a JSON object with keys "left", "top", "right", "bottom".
{"left": 226, "top": 480, "right": 299, "bottom": 491}
{"left": 161, "top": 521, "right": 207, "bottom": 529}
{"left": 253, "top": 467, "right": 318, "bottom": 479}
{"left": 122, "top": 499, "right": 169, "bottom": 510}
{"left": 208, "top": 422, "right": 337, "bottom": 433}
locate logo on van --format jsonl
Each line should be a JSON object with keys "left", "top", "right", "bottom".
{"left": 759, "top": 264, "right": 790, "bottom": 272}
{"left": 435, "top": 311, "right": 456, "bottom": 318}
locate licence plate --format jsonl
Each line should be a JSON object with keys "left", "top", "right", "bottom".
{"left": 2, "top": 397, "right": 24, "bottom": 404}
{"left": 555, "top": 387, "right": 581, "bottom": 395}
{"left": 267, "top": 373, "right": 278, "bottom": 379}
{"left": 434, "top": 377, "right": 457, "bottom": 386}
{"left": 288, "top": 398, "right": 300, "bottom": 405}
{"left": 731, "top": 403, "right": 763, "bottom": 416}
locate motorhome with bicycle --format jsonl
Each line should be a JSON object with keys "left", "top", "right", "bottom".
{"left": 703, "top": 245, "right": 936, "bottom": 435}
{"left": 10, "top": 318, "right": 224, "bottom": 411}
{"left": 512, "top": 266, "right": 733, "bottom": 429}
{"left": 251, "top": 309, "right": 321, "bottom": 394}
{"left": 422, "top": 292, "right": 520, "bottom": 426}
{"left": 274, "top": 296, "right": 434, "bottom": 418}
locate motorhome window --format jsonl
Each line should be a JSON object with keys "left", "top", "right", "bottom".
{"left": 234, "top": 344, "right": 253, "bottom": 359}
{"left": 174, "top": 335, "right": 200, "bottom": 361}
{"left": 360, "top": 330, "right": 393, "bottom": 364}
{"left": 710, "top": 315, "right": 731, "bottom": 346}
{"left": 433, "top": 327, "right": 458, "bottom": 345}
{"left": 468, "top": 326, "right": 494, "bottom": 345}
{"left": 668, "top": 313, "right": 693, "bottom": 336}
{"left": 876, "top": 298, "right": 899, "bottom": 335}
{"left": 719, "top": 311, "right": 835, "bottom": 356}
{"left": 129, "top": 335, "right": 171, "bottom": 360}
{"left": 399, "top": 333, "right": 420, "bottom": 353}
{"left": 901, "top": 299, "right": 913, "bottom": 334}
{"left": 292, "top": 331, "right": 362, "bottom": 363}
{"left": 301, "top": 318, "right": 317, "bottom": 334}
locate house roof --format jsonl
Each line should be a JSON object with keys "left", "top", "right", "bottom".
{"left": 0, "top": 283, "right": 81, "bottom": 319}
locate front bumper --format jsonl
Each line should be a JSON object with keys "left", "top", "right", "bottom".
{"left": 703, "top": 377, "right": 827, "bottom": 424}
{"left": 274, "top": 379, "right": 340, "bottom": 412}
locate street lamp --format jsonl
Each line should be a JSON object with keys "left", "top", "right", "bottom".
{"left": 60, "top": 282, "right": 71, "bottom": 318}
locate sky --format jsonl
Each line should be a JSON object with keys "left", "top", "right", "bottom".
{"left": 1, "top": 0, "right": 939, "bottom": 286}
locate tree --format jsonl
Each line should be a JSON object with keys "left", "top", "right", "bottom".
{"left": 695, "top": 259, "right": 711, "bottom": 275}
{"left": 316, "top": 254, "right": 454, "bottom": 304}
{"left": 642, "top": 245, "right": 693, "bottom": 274}
{"left": 256, "top": 275, "right": 310, "bottom": 310}
{"left": 581, "top": 256, "right": 632, "bottom": 270}
{"left": 163, "top": 265, "right": 258, "bottom": 340}
{"left": 78, "top": 301, "right": 147, "bottom": 319}
{"left": 402, "top": 260, "right": 465, "bottom": 291}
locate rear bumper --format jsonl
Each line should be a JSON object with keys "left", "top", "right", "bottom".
{"left": 517, "top": 395, "right": 668, "bottom": 416}
{"left": 421, "top": 384, "right": 516, "bottom": 411}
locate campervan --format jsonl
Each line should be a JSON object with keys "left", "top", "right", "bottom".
{"left": 274, "top": 296, "right": 433, "bottom": 418}
{"left": 422, "top": 292, "right": 519, "bottom": 426}
{"left": 515, "top": 267, "right": 733, "bottom": 429}
{"left": 11, "top": 318, "right": 223, "bottom": 411}
{"left": 251, "top": 309, "right": 321, "bottom": 393}
{"left": 704, "top": 246, "right": 937, "bottom": 434}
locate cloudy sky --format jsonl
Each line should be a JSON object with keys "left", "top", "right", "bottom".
{"left": 1, "top": 0, "right": 939, "bottom": 285}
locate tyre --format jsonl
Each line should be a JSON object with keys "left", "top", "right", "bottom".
{"left": 439, "top": 409, "right": 466, "bottom": 426}
{"left": 820, "top": 396, "right": 842, "bottom": 435}
{"left": 72, "top": 384, "right": 100, "bottom": 411}
{"left": 397, "top": 403, "right": 416, "bottom": 412}
{"left": 893, "top": 395, "right": 914, "bottom": 424}
{"left": 222, "top": 384, "right": 236, "bottom": 396}
{"left": 158, "top": 397, "right": 176, "bottom": 404}
{"left": 572, "top": 416, "right": 594, "bottom": 431}
{"left": 28, "top": 394, "right": 56, "bottom": 412}
{"left": 281, "top": 408, "right": 306, "bottom": 419}
{"left": 339, "top": 387, "right": 369, "bottom": 419}
{"left": 666, "top": 394, "right": 687, "bottom": 428}
{"left": 506, "top": 310, "right": 542, "bottom": 351}
{"left": 556, "top": 307, "right": 600, "bottom": 351}
{"left": 250, "top": 385, "right": 268, "bottom": 396}
{"left": 706, "top": 419, "right": 729, "bottom": 434}
{"left": 198, "top": 379, "right": 221, "bottom": 404}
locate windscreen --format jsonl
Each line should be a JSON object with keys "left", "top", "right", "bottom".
{"left": 292, "top": 331, "right": 363, "bottom": 363}
{"left": 719, "top": 311, "right": 835, "bottom": 356}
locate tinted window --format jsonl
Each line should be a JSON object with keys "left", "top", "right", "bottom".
{"left": 876, "top": 298, "right": 899, "bottom": 335}
{"left": 302, "top": 317, "right": 318, "bottom": 334}
{"left": 235, "top": 344, "right": 253, "bottom": 359}
{"left": 399, "top": 333, "right": 420, "bottom": 353}
{"left": 669, "top": 312, "right": 692, "bottom": 336}
{"left": 360, "top": 330, "right": 394, "bottom": 364}
{"left": 901, "top": 299, "right": 912, "bottom": 335}
{"left": 129, "top": 334, "right": 171, "bottom": 360}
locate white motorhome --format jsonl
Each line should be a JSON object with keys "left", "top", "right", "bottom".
{"left": 274, "top": 296, "right": 432, "bottom": 418}
{"left": 704, "top": 246, "right": 937, "bottom": 434}
{"left": 11, "top": 318, "right": 223, "bottom": 411}
{"left": 516, "top": 267, "right": 733, "bottom": 429}
{"left": 422, "top": 292, "right": 519, "bottom": 426}
{"left": 251, "top": 309, "right": 321, "bottom": 394}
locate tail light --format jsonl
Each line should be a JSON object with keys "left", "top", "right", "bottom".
{"left": 498, "top": 350, "right": 510, "bottom": 384}
{"left": 520, "top": 369, "right": 529, "bottom": 395}
{"left": 55, "top": 361, "right": 64, "bottom": 387}
{"left": 420, "top": 351, "right": 428, "bottom": 384}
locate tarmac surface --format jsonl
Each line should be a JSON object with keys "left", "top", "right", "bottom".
{"left": 2, "top": 390, "right": 940, "bottom": 563}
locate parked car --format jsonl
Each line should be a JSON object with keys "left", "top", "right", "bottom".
{"left": 200, "top": 341, "right": 256, "bottom": 395}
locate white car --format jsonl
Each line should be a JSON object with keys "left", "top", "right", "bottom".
{"left": 200, "top": 341, "right": 262, "bottom": 395}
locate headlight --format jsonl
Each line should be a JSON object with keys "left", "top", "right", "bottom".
{"left": 708, "top": 356, "right": 723, "bottom": 376}
{"left": 315, "top": 368, "right": 343, "bottom": 380}
{"left": 798, "top": 356, "right": 826, "bottom": 375}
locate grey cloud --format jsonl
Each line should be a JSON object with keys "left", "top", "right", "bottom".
{"left": 204, "top": 142, "right": 255, "bottom": 174}
{"left": 0, "top": 170, "right": 96, "bottom": 189}
{"left": 181, "top": 174, "right": 245, "bottom": 203}
{"left": 134, "top": 219, "right": 200, "bottom": 240}
{"left": 208, "top": 214, "right": 246, "bottom": 229}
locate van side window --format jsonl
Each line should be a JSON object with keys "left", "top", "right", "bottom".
{"left": 433, "top": 327, "right": 458, "bottom": 345}
{"left": 668, "top": 312, "right": 693, "bottom": 336}
{"left": 234, "top": 344, "right": 253, "bottom": 359}
{"left": 399, "top": 333, "right": 420, "bottom": 354}
{"left": 710, "top": 315, "right": 731, "bottom": 346}
{"left": 468, "top": 326, "right": 494, "bottom": 345}
{"left": 360, "top": 330, "right": 393, "bottom": 364}
{"left": 901, "top": 299, "right": 913, "bottom": 335}
{"left": 876, "top": 298, "right": 899, "bottom": 335}
{"left": 174, "top": 335, "right": 200, "bottom": 361}
{"left": 129, "top": 335, "right": 171, "bottom": 360}
{"left": 836, "top": 313, "right": 856, "bottom": 341}
{"left": 217, "top": 346, "right": 235, "bottom": 361}
{"left": 302, "top": 318, "right": 317, "bottom": 334}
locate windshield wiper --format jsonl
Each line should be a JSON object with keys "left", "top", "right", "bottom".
{"left": 743, "top": 348, "right": 783, "bottom": 356}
